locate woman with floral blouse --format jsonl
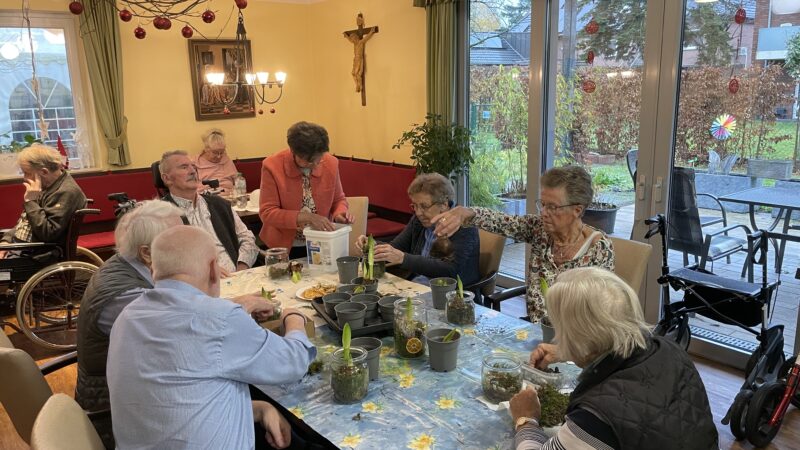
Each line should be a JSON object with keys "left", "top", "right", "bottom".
{"left": 433, "top": 165, "right": 614, "bottom": 322}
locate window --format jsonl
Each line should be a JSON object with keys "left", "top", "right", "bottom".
{"left": 0, "top": 12, "right": 96, "bottom": 170}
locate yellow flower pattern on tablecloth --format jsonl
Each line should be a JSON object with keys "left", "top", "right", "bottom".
{"left": 435, "top": 395, "right": 457, "bottom": 409}
{"left": 288, "top": 406, "right": 304, "bottom": 420}
{"left": 515, "top": 329, "right": 529, "bottom": 340}
{"left": 463, "top": 328, "right": 476, "bottom": 336}
{"left": 398, "top": 373, "right": 415, "bottom": 388}
{"left": 407, "top": 433, "right": 435, "bottom": 450}
{"left": 361, "top": 401, "right": 383, "bottom": 413}
{"left": 340, "top": 433, "right": 363, "bottom": 448}
{"left": 380, "top": 346, "right": 394, "bottom": 357}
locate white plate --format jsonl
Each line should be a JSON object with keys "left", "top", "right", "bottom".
{"left": 295, "top": 285, "right": 336, "bottom": 301}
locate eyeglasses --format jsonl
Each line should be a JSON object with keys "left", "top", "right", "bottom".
{"left": 410, "top": 202, "right": 442, "bottom": 212}
{"left": 535, "top": 199, "right": 579, "bottom": 214}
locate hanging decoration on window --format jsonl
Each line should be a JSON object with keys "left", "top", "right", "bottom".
{"left": 21, "top": 0, "right": 48, "bottom": 141}
{"left": 68, "top": 0, "right": 235, "bottom": 40}
{"left": 582, "top": 15, "right": 599, "bottom": 94}
{"left": 710, "top": 114, "right": 737, "bottom": 140}
{"left": 727, "top": 3, "right": 746, "bottom": 95}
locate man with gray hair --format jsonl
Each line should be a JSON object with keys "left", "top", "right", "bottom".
{"left": 0, "top": 144, "right": 86, "bottom": 259}
{"left": 108, "top": 225, "right": 315, "bottom": 449}
{"left": 159, "top": 150, "right": 258, "bottom": 275}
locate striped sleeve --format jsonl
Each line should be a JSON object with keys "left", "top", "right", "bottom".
{"left": 515, "top": 410, "right": 617, "bottom": 450}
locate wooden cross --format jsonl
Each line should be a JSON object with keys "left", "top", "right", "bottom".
{"left": 343, "top": 13, "right": 378, "bottom": 106}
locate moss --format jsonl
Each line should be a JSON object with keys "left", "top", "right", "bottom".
{"left": 538, "top": 383, "right": 569, "bottom": 427}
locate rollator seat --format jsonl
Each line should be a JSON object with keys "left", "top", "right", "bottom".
{"left": 667, "top": 267, "right": 762, "bottom": 298}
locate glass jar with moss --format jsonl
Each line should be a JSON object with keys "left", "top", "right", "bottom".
{"left": 481, "top": 354, "right": 523, "bottom": 403}
{"left": 393, "top": 298, "right": 427, "bottom": 359}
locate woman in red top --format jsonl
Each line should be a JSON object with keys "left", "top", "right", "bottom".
{"left": 259, "top": 122, "right": 352, "bottom": 255}
{"left": 193, "top": 128, "right": 237, "bottom": 193}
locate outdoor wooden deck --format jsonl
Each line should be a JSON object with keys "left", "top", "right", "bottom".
{"left": 497, "top": 204, "right": 799, "bottom": 355}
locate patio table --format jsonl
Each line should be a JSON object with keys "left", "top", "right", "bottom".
{"left": 719, "top": 186, "right": 800, "bottom": 273}
{"left": 221, "top": 265, "right": 578, "bottom": 450}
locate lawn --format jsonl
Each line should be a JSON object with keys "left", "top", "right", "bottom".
{"left": 764, "top": 120, "right": 800, "bottom": 161}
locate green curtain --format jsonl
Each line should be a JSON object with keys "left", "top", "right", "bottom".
{"left": 414, "top": 0, "right": 459, "bottom": 123}
{"left": 79, "top": 0, "right": 130, "bottom": 166}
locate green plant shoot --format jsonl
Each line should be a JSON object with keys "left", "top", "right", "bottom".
{"left": 405, "top": 296, "right": 413, "bottom": 322}
{"left": 342, "top": 323, "right": 352, "bottom": 366}
{"left": 442, "top": 328, "right": 458, "bottom": 343}
{"left": 539, "top": 278, "right": 549, "bottom": 297}
{"left": 291, "top": 269, "right": 301, "bottom": 284}
{"left": 456, "top": 275, "right": 463, "bottom": 298}
{"left": 353, "top": 285, "right": 366, "bottom": 294}
{"left": 366, "top": 235, "right": 375, "bottom": 280}
{"left": 260, "top": 287, "right": 274, "bottom": 300}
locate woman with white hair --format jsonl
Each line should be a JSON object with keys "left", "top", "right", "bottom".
{"left": 509, "top": 267, "right": 718, "bottom": 450}
{"left": 194, "top": 128, "right": 237, "bottom": 193}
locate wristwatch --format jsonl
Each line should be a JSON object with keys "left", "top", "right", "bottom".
{"left": 515, "top": 417, "right": 539, "bottom": 430}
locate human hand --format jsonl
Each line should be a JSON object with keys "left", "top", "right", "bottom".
{"left": 333, "top": 211, "right": 354, "bottom": 224}
{"left": 230, "top": 293, "right": 274, "bottom": 319}
{"left": 0, "top": 250, "right": 6, "bottom": 259}
{"left": 236, "top": 262, "right": 250, "bottom": 271}
{"left": 299, "top": 212, "right": 335, "bottom": 232}
{"left": 510, "top": 387, "right": 541, "bottom": 422}
{"left": 253, "top": 401, "right": 291, "bottom": 449}
{"left": 374, "top": 243, "right": 404, "bottom": 265}
{"left": 219, "top": 266, "right": 232, "bottom": 278}
{"left": 355, "top": 235, "right": 368, "bottom": 251}
{"left": 529, "top": 343, "right": 561, "bottom": 370}
{"left": 23, "top": 173, "right": 43, "bottom": 202}
{"left": 432, "top": 206, "right": 474, "bottom": 238}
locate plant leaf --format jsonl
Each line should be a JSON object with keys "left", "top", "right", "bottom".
{"left": 456, "top": 275, "right": 463, "bottom": 298}
{"left": 405, "top": 296, "right": 413, "bottom": 321}
{"left": 353, "top": 285, "right": 366, "bottom": 294}
{"left": 342, "top": 323, "right": 352, "bottom": 366}
{"left": 442, "top": 328, "right": 458, "bottom": 343}
{"left": 367, "top": 235, "right": 375, "bottom": 280}
{"left": 539, "top": 278, "right": 549, "bottom": 296}
{"left": 291, "top": 270, "right": 301, "bottom": 284}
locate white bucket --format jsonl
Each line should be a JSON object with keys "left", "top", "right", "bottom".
{"left": 303, "top": 224, "right": 351, "bottom": 272}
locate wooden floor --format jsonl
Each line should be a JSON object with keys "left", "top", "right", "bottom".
{"left": 1, "top": 300, "right": 799, "bottom": 449}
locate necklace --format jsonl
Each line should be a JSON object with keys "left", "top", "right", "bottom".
{"left": 552, "top": 224, "right": 585, "bottom": 261}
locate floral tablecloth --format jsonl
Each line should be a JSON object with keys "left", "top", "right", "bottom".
{"left": 221, "top": 266, "right": 579, "bottom": 450}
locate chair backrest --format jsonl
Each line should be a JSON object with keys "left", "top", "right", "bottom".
{"left": 0, "top": 347, "right": 54, "bottom": 443}
{"left": 151, "top": 161, "right": 168, "bottom": 197}
{"left": 608, "top": 237, "right": 652, "bottom": 292}
{"left": 477, "top": 230, "right": 506, "bottom": 294}
{"left": 626, "top": 149, "right": 638, "bottom": 185}
{"left": 668, "top": 166, "right": 705, "bottom": 256}
{"left": 346, "top": 196, "right": 369, "bottom": 256}
{"left": 30, "top": 394, "right": 104, "bottom": 450}
{"left": 64, "top": 209, "right": 101, "bottom": 261}
{"left": 0, "top": 331, "right": 14, "bottom": 349}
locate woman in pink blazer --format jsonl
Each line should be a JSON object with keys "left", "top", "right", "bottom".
{"left": 259, "top": 122, "right": 352, "bottom": 255}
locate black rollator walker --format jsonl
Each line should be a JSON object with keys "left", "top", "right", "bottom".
{"left": 644, "top": 214, "right": 798, "bottom": 445}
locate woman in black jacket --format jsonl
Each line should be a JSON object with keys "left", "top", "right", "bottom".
{"left": 356, "top": 173, "right": 480, "bottom": 285}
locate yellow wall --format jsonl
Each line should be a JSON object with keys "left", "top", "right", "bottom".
{"left": 0, "top": 0, "right": 425, "bottom": 169}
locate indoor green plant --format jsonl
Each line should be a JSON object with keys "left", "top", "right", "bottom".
{"left": 393, "top": 297, "right": 427, "bottom": 359}
{"left": 445, "top": 275, "right": 475, "bottom": 325}
{"left": 393, "top": 113, "right": 473, "bottom": 179}
{"left": 330, "top": 323, "right": 370, "bottom": 403}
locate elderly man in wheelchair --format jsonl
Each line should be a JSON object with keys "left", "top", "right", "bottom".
{"left": 0, "top": 144, "right": 98, "bottom": 351}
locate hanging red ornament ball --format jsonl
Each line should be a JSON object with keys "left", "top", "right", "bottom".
{"left": 119, "top": 9, "right": 133, "bottom": 22}
{"left": 585, "top": 19, "right": 599, "bottom": 35}
{"left": 153, "top": 17, "right": 164, "bottom": 29}
{"left": 270, "top": 108, "right": 276, "bottom": 114}
{"left": 582, "top": 79, "right": 596, "bottom": 94}
{"left": 223, "top": 106, "right": 231, "bottom": 115}
{"left": 68, "top": 1, "right": 84, "bottom": 15}
{"left": 161, "top": 18, "right": 172, "bottom": 30}
{"left": 728, "top": 77, "right": 740, "bottom": 94}
{"left": 134, "top": 26, "right": 147, "bottom": 39}
{"left": 202, "top": 10, "right": 216, "bottom": 23}
{"left": 258, "top": 109, "right": 264, "bottom": 115}
{"left": 734, "top": 8, "right": 746, "bottom": 25}
{"left": 181, "top": 25, "right": 194, "bottom": 38}
{"left": 586, "top": 50, "right": 595, "bottom": 65}
{"left": 235, "top": 0, "right": 248, "bottom": 9}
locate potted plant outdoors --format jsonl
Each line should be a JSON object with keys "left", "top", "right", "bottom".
{"left": 393, "top": 113, "right": 473, "bottom": 181}
{"left": 445, "top": 275, "right": 475, "bottom": 325}
{"left": 330, "top": 323, "right": 370, "bottom": 404}
{"left": 351, "top": 235, "right": 378, "bottom": 294}
{"left": 582, "top": 180, "right": 619, "bottom": 235}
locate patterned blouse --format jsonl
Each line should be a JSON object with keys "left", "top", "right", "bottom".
{"left": 469, "top": 208, "right": 614, "bottom": 322}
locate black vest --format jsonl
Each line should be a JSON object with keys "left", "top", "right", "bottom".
{"left": 568, "top": 336, "right": 719, "bottom": 450}
{"left": 164, "top": 193, "right": 240, "bottom": 264}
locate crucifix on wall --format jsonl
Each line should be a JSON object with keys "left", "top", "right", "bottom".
{"left": 343, "top": 13, "right": 378, "bottom": 106}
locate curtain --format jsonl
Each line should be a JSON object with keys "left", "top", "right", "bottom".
{"left": 79, "top": 0, "right": 130, "bottom": 166}
{"left": 414, "top": 0, "right": 459, "bottom": 123}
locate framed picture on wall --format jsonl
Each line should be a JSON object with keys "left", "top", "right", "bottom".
{"left": 188, "top": 39, "right": 255, "bottom": 121}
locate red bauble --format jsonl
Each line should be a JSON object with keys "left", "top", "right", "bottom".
{"left": 134, "top": 26, "right": 146, "bottom": 39}
{"left": 202, "top": 10, "right": 216, "bottom": 23}
{"left": 161, "top": 18, "right": 172, "bottom": 30}
{"left": 235, "top": 0, "right": 248, "bottom": 9}
{"left": 223, "top": 106, "right": 230, "bottom": 115}
{"left": 153, "top": 17, "right": 164, "bottom": 29}
{"left": 728, "top": 77, "right": 740, "bottom": 94}
{"left": 270, "top": 108, "right": 276, "bottom": 114}
{"left": 181, "top": 25, "right": 194, "bottom": 38}
{"left": 119, "top": 9, "right": 133, "bottom": 22}
{"left": 68, "top": 1, "right": 84, "bottom": 15}
{"left": 258, "top": 109, "right": 264, "bottom": 115}
{"left": 582, "top": 79, "right": 596, "bottom": 94}
{"left": 586, "top": 50, "right": 595, "bottom": 65}
{"left": 734, "top": 8, "right": 746, "bottom": 25}
{"left": 585, "top": 19, "right": 599, "bottom": 35}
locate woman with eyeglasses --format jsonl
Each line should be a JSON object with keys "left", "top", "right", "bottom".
{"left": 259, "top": 121, "right": 352, "bottom": 257}
{"left": 433, "top": 165, "right": 613, "bottom": 322}
{"left": 194, "top": 128, "right": 238, "bottom": 193}
{"left": 356, "top": 173, "right": 480, "bottom": 285}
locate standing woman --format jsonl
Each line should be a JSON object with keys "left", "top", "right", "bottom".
{"left": 259, "top": 121, "right": 352, "bottom": 257}
{"left": 194, "top": 128, "right": 238, "bottom": 193}
{"left": 434, "top": 165, "right": 614, "bottom": 322}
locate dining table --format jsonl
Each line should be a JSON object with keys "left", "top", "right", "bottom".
{"left": 221, "top": 264, "right": 579, "bottom": 450}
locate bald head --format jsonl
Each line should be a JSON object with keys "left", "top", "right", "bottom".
{"left": 151, "top": 226, "right": 219, "bottom": 295}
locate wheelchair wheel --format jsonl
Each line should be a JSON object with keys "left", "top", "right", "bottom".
{"left": 728, "top": 389, "right": 753, "bottom": 440}
{"left": 745, "top": 381, "right": 786, "bottom": 448}
{"left": 76, "top": 246, "right": 104, "bottom": 267}
{"left": 15, "top": 261, "right": 97, "bottom": 351}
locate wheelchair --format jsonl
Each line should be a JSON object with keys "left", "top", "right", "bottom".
{"left": 0, "top": 208, "right": 102, "bottom": 351}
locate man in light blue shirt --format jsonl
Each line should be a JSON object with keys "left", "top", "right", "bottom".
{"left": 108, "top": 225, "right": 316, "bottom": 449}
